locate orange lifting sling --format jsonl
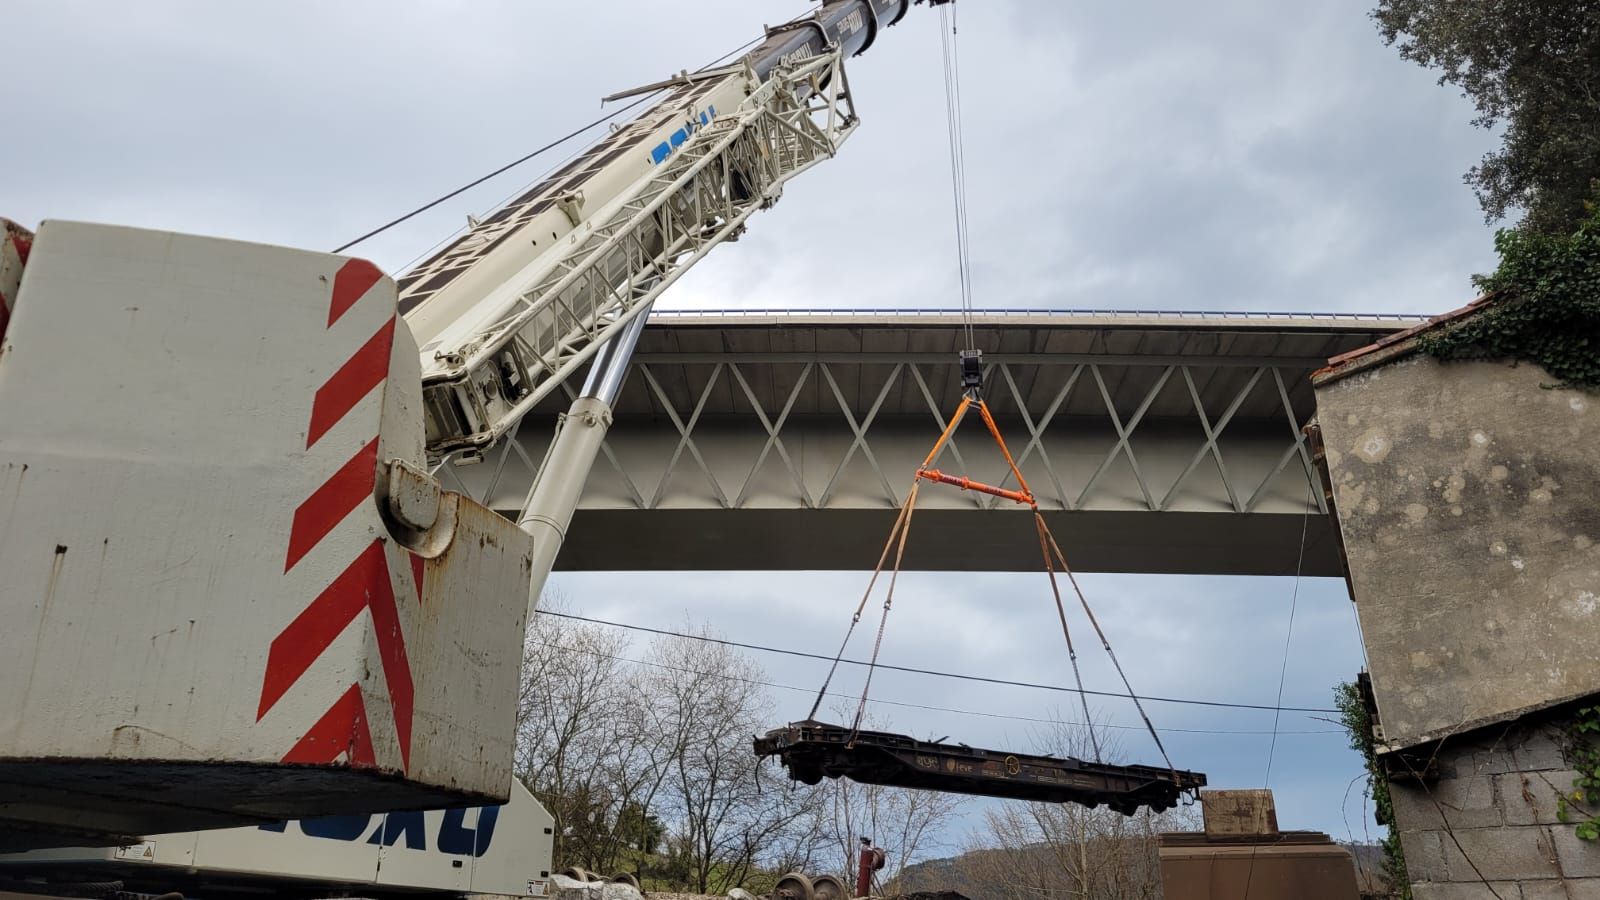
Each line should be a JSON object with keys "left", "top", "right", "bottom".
{"left": 805, "top": 384, "right": 1182, "bottom": 787}
{"left": 915, "top": 395, "right": 1035, "bottom": 507}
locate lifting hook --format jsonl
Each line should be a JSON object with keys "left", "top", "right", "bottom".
{"left": 959, "top": 348, "right": 982, "bottom": 399}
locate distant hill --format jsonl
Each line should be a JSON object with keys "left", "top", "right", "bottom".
{"left": 891, "top": 838, "right": 1394, "bottom": 899}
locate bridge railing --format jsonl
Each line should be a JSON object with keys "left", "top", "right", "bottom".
{"left": 648, "top": 307, "right": 1427, "bottom": 323}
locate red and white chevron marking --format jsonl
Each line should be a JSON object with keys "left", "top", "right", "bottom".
{"left": 0, "top": 220, "right": 33, "bottom": 344}
{"left": 257, "top": 258, "right": 425, "bottom": 771}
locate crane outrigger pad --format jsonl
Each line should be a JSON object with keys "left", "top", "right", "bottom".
{"left": 754, "top": 722, "right": 1205, "bottom": 814}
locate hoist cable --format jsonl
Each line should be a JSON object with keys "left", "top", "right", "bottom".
{"left": 937, "top": 4, "right": 976, "bottom": 351}
{"left": 945, "top": 397, "right": 1170, "bottom": 774}
{"left": 807, "top": 493, "right": 920, "bottom": 720}
{"left": 1036, "top": 513, "right": 1102, "bottom": 763}
{"left": 1040, "top": 519, "right": 1181, "bottom": 783}
{"left": 814, "top": 399, "right": 975, "bottom": 735}
{"left": 815, "top": 394, "right": 1186, "bottom": 793}
{"left": 1242, "top": 484, "right": 1315, "bottom": 899}
{"left": 849, "top": 482, "right": 922, "bottom": 739}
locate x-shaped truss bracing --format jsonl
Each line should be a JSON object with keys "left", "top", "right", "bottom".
{"left": 440, "top": 359, "right": 1328, "bottom": 521}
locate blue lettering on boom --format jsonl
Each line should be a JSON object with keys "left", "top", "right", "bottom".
{"left": 649, "top": 106, "right": 716, "bottom": 165}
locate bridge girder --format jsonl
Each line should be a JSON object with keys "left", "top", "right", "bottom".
{"left": 435, "top": 311, "right": 1421, "bottom": 575}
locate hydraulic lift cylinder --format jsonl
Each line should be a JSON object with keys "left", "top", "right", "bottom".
{"left": 518, "top": 313, "right": 648, "bottom": 612}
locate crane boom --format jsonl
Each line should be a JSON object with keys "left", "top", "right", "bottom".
{"left": 403, "top": 0, "right": 939, "bottom": 461}
{"left": 0, "top": 0, "right": 953, "bottom": 857}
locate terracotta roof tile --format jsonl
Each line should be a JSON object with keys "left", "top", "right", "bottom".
{"left": 1312, "top": 294, "right": 1499, "bottom": 386}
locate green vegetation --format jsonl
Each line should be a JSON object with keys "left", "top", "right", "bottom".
{"left": 1335, "top": 681, "right": 1411, "bottom": 899}
{"left": 1557, "top": 705, "right": 1600, "bottom": 841}
{"left": 1372, "top": 2, "right": 1600, "bottom": 235}
{"left": 1416, "top": 205, "right": 1600, "bottom": 391}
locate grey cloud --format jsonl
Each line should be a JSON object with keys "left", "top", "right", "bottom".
{"left": 10, "top": 0, "right": 1485, "bottom": 854}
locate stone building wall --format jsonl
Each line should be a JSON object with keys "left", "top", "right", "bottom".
{"left": 1313, "top": 349, "right": 1600, "bottom": 899}
{"left": 1315, "top": 353, "right": 1597, "bottom": 748}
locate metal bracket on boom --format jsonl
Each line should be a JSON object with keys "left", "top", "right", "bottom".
{"left": 555, "top": 191, "right": 585, "bottom": 228}
{"left": 959, "top": 348, "right": 982, "bottom": 399}
{"left": 602, "top": 65, "right": 744, "bottom": 103}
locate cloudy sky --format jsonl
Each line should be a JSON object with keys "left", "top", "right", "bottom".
{"left": 10, "top": 0, "right": 1502, "bottom": 860}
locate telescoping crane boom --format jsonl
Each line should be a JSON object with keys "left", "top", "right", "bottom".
{"left": 412, "top": 0, "right": 949, "bottom": 602}
{"left": 0, "top": 0, "right": 952, "bottom": 852}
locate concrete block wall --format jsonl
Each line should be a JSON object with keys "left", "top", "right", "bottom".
{"left": 1390, "top": 715, "right": 1600, "bottom": 898}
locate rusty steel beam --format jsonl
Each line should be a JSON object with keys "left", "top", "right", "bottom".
{"left": 753, "top": 721, "right": 1205, "bottom": 814}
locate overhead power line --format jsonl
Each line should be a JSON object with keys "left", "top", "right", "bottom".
{"left": 531, "top": 638, "right": 1342, "bottom": 738}
{"left": 535, "top": 610, "right": 1341, "bottom": 715}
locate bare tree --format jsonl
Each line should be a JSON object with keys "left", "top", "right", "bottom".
{"left": 642, "top": 628, "right": 822, "bottom": 894}
{"left": 518, "top": 598, "right": 676, "bottom": 876}
{"left": 809, "top": 706, "right": 966, "bottom": 892}
{"left": 955, "top": 715, "right": 1200, "bottom": 900}
{"left": 519, "top": 608, "right": 847, "bottom": 892}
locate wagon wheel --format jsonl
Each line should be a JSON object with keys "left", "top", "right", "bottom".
{"left": 774, "top": 872, "right": 816, "bottom": 900}
{"left": 811, "top": 873, "right": 848, "bottom": 900}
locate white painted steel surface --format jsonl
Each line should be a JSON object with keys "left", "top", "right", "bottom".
{"left": 2, "top": 782, "right": 555, "bottom": 899}
{"left": 436, "top": 313, "right": 1420, "bottom": 575}
{"left": 408, "top": 50, "right": 862, "bottom": 458}
{"left": 0, "top": 222, "right": 533, "bottom": 845}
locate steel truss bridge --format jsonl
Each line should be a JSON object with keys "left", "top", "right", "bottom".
{"left": 436, "top": 310, "right": 1421, "bottom": 576}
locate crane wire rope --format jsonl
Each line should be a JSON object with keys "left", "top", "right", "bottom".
{"left": 1241, "top": 481, "right": 1314, "bottom": 900}
{"left": 330, "top": 2, "right": 823, "bottom": 255}
{"left": 849, "top": 481, "right": 921, "bottom": 734}
{"left": 807, "top": 393, "right": 1182, "bottom": 790}
{"left": 1036, "top": 510, "right": 1101, "bottom": 761}
{"left": 927, "top": 7, "right": 1179, "bottom": 784}
{"left": 806, "top": 488, "right": 920, "bottom": 720}
{"left": 331, "top": 94, "right": 653, "bottom": 254}
{"left": 938, "top": 4, "right": 976, "bottom": 351}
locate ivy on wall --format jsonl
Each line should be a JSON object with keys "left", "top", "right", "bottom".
{"left": 1558, "top": 705, "right": 1600, "bottom": 840}
{"left": 1335, "top": 680, "right": 1411, "bottom": 898}
{"left": 1418, "top": 206, "right": 1600, "bottom": 391}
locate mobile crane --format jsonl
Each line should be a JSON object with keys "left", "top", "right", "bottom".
{"left": 0, "top": 0, "right": 951, "bottom": 885}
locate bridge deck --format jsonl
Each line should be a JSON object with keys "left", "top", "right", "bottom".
{"left": 436, "top": 311, "right": 1423, "bottom": 575}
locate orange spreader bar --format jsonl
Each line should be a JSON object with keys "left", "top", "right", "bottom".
{"left": 913, "top": 396, "right": 1038, "bottom": 507}
{"left": 915, "top": 468, "right": 1033, "bottom": 505}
